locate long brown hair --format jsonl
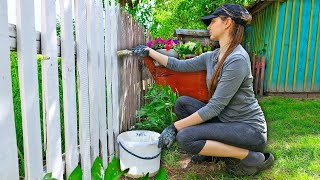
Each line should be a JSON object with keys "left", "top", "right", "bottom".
{"left": 208, "top": 16, "right": 248, "bottom": 97}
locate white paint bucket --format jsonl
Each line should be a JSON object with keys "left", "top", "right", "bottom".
{"left": 117, "top": 130, "right": 161, "bottom": 178}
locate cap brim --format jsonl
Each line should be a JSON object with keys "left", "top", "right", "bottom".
{"left": 201, "top": 14, "right": 218, "bottom": 26}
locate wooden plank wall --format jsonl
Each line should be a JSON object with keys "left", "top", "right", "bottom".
{"left": 246, "top": 0, "right": 320, "bottom": 93}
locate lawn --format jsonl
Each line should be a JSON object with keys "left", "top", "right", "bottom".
{"left": 161, "top": 96, "right": 320, "bottom": 179}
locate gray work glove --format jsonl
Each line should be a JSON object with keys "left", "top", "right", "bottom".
{"left": 158, "top": 123, "right": 178, "bottom": 149}
{"left": 131, "top": 45, "right": 149, "bottom": 57}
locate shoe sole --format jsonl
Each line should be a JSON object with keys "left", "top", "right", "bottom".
{"left": 253, "top": 153, "right": 275, "bottom": 175}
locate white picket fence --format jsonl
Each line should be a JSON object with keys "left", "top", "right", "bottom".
{"left": 0, "top": 0, "right": 149, "bottom": 179}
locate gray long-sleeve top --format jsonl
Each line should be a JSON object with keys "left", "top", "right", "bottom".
{"left": 167, "top": 44, "right": 267, "bottom": 133}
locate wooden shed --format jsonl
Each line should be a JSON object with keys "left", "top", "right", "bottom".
{"left": 245, "top": 0, "right": 320, "bottom": 94}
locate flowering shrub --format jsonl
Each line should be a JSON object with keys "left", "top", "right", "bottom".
{"left": 147, "top": 37, "right": 179, "bottom": 51}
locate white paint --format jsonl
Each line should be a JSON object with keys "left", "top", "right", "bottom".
{"left": 0, "top": 0, "right": 19, "bottom": 179}
{"left": 87, "top": 0, "right": 100, "bottom": 162}
{"left": 111, "top": 2, "right": 120, "bottom": 155}
{"left": 74, "top": 0, "right": 91, "bottom": 178}
{"left": 16, "top": 0, "right": 44, "bottom": 179}
{"left": 105, "top": 0, "right": 114, "bottom": 161}
{"left": 41, "top": 0, "right": 63, "bottom": 179}
{"left": 97, "top": 0, "right": 108, "bottom": 167}
{"left": 59, "top": 0, "right": 79, "bottom": 177}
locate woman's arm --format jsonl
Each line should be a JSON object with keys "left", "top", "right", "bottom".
{"left": 147, "top": 47, "right": 169, "bottom": 66}
{"left": 174, "top": 112, "right": 203, "bottom": 131}
{"left": 147, "top": 47, "right": 212, "bottom": 72}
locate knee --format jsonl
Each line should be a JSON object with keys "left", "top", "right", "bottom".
{"left": 176, "top": 128, "right": 205, "bottom": 154}
{"left": 174, "top": 96, "right": 191, "bottom": 114}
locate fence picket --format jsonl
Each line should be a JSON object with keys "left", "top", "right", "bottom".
{"left": 105, "top": 1, "right": 115, "bottom": 161}
{"left": 87, "top": 0, "right": 100, "bottom": 162}
{"left": 74, "top": 0, "right": 91, "bottom": 178}
{"left": 41, "top": 0, "right": 63, "bottom": 178}
{"left": 59, "top": 0, "right": 79, "bottom": 177}
{"left": 0, "top": 0, "right": 19, "bottom": 179}
{"left": 16, "top": 0, "right": 44, "bottom": 179}
{"left": 111, "top": 1, "right": 120, "bottom": 155}
{"left": 97, "top": 0, "right": 108, "bottom": 167}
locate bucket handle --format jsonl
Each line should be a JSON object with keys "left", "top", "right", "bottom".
{"left": 118, "top": 142, "right": 161, "bottom": 160}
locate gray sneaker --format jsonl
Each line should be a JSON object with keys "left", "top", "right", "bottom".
{"left": 227, "top": 153, "right": 275, "bottom": 176}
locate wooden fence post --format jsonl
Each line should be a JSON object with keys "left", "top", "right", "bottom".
{"left": 41, "top": 0, "right": 64, "bottom": 178}
{"left": 16, "top": 0, "right": 44, "bottom": 179}
{"left": 254, "top": 55, "right": 261, "bottom": 95}
{"left": 260, "top": 56, "right": 266, "bottom": 96}
{"left": 74, "top": 0, "right": 91, "bottom": 178}
{"left": 0, "top": 0, "right": 20, "bottom": 179}
{"left": 105, "top": 0, "right": 115, "bottom": 162}
{"left": 59, "top": 0, "right": 78, "bottom": 176}
{"left": 97, "top": 0, "right": 108, "bottom": 168}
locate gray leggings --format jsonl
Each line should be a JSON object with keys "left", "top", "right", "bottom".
{"left": 174, "top": 96, "right": 267, "bottom": 154}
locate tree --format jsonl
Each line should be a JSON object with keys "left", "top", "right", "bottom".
{"left": 125, "top": 0, "right": 254, "bottom": 38}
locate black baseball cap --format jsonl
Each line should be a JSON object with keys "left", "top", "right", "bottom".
{"left": 201, "top": 4, "right": 249, "bottom": 26}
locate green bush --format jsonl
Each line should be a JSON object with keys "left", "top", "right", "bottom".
{"left": 135, "top": 84, "right": 178, "bottom": 133}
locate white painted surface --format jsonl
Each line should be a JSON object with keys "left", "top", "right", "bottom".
{"left": 74, "top": 0, "right": 91, "bottom": 178}
{"left": 111, "top": 0, "right": 120, "bottom": 157}
{"left": 86, "top": 0, "right": 100, "bottom": 162}
{"left": 97, "top": 0, "right": 108, "bottom": 167}
{"left": 59, "top": 0, "right": 79, "bottom": 177}
{"left": 105, "top": 0, "right": 114, "bottom": 161}
{"left": 41, "top": 0, "right": 63, "bottom": 179}
{"left": 16, "top": 0, "right": 44, "bottom": 179}
{"left": 0, "top": 0, "right": 19, "bottom": 179}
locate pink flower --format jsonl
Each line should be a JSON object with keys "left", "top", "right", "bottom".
{"left": 147, "top": 41, "right": 153, "bottom": 48}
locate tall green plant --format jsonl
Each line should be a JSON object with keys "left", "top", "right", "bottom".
{"left": 136, "top": 84, "right": 178, "bottom": 133}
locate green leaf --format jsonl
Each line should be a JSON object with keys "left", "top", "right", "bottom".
{"left": 91, "top": 157, "right": 104, "bottom": 180}
{"left": 43, "top": 173, "right": 53, "bottom": 180}
{"left": 68, "top": 165, "right": 82, "bottom": 180}
{"left": 154, "top": 167, "right": 167, "bottom": 180}
{"left": 136, "top": 173, "right": 150, "bottom": 180}
{"left": 104, "top": 157, "right": 128, "bottom": 180}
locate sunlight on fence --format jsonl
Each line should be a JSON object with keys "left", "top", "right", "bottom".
{"left": 0, "top": 0, "right": 150, "bottom": 179}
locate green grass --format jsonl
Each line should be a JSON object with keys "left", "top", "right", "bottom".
{"left": 161, "top": 96, "right": 320, "bottom": 179}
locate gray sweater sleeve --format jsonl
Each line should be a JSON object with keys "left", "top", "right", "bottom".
{"left": 197, "top": 55, "right": 249, "bottom": 121}
{"left": 166, "top": 52, "right": 213, "bottom": 72}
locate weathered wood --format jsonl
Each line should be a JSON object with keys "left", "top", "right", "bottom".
{"left": 0, "top": 0, "right": 19, "bottom": 179}
{"left": 97, "top": 0, "right": 108, "bottom": 168}
{"left": 111, "top": 1, "right": 120, "bottom": 156}
{"left": 87, "top": 0, "right": 100, "bottom": 162}
{"left": 16, "top": 0, "right": 44, "bottom": 179}
{"left": 105, "top": 1, "right": 115, "bottom": 161}
{"left": 260, "top": 56, "right": 266, "bottom": 96}
{"left": 8, "top": 23, "right": 75, "bottom": 56}
{"left": 74, "top": 0, "right": 91, "bottom": 178}
{"left": 252, "top": 54, "right": 256, "bottom": 78}
{"left": 254, "top": 55, "right": 261, "bottom": 95}
{"left": 41, "top": 0, "right": 64, "bottom": 178}
{"left": 59, "top": 0, "right": 79, "bottom": 177}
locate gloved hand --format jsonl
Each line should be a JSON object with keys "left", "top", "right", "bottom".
{"left": 131, "top": 45, "right": 149, "bottom": 57}
{"left": 158, "top": 123, "right": 178, "bottom": 149}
